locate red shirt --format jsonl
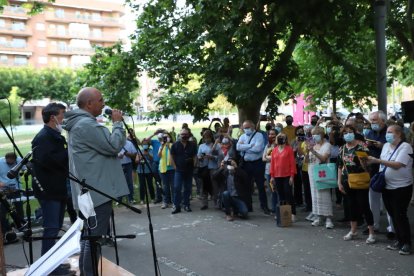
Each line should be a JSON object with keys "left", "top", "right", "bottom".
{"left": 269, "top": 145, "right": 296, "bottom": 178}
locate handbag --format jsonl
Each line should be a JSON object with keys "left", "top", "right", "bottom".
{"left": 348, "top": 172, "right": 371, "bottom": 189}
{"left": 313, "top": 163, "right": 338, "bottom": 190}
{"left": 342, "top": 147, "right": 370, "bottom": 189}
{"left": 370, "top": 142, "right": 403, "bottom": 193}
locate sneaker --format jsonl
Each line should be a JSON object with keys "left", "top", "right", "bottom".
{"left": 325, "top": 218, "right": 334, "bottom": 229}
{"left": 291, "top": 214, "right": 296, "bottom": 223}
{"left": 343, "top": 231, "right": 357, "bottom": 241}
{"left": 161, "top": 203, "right": 168, "bottom": 209}
{"left": 171, "top": 207, "right": 181, "bottom": 214}
{"left": 305, "top": 213, "right": 315, "bottom": 222}
{"left": 387, "top": 241, "right": 403, "bottom": 251}
{"left": 130, "top": 200, "right": 137, "bottom": 205}
{"left": 366, "top": 234, "right": 376, "bottom": 244}
{"left": 226, "top": 215, "right": 234, "bottom": 221}
{"left": 312, "top": 218, "right": 322, "bottom": 226}
{"left": 184, "top": 206, "right": 192, "bottom": 212}
{"left": 154, "top": 199, "right": 162, "bottom": 204}
{"left": 398, "top": 244, "right": 411, "bottom": 255}
{"left": 263, "top": 207, "right": 271, "bottom": 215}
{"left": 200, "top": 205, "right": 208, "bottom": 210}
{"left": 140, "top": 201, "right": 144, "bottom": 205}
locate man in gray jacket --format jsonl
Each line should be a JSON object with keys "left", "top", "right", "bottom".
{"left": 63, "top": 87, "right": 129, "bottom": 275}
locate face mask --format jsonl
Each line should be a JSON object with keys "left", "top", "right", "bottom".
{"left": 275, "top": 127, "right": 282, "bottom": 133}
{"left": 304, "top": 125, "right": 313, "bottom": 132}
{"left": 312, "top": 134, "right": 322, "bottom": 142}
{"left": 371, "top": 123, "right": 380, "bottom": 131}
{"left": 363, "top": 129, "right": 370, "bottom": 137}
{"left": 277, "top": 137, "right": 286, "bottom": 145}
{"left": 222, "top": 138, "right": 229, "bottom": 144}
{"left": 54, "top": 118, "right": 63, "bottom": 133}
{"left": 343, "top": 133, "right": 355, "bottom": 143}
{"left": 78, "top": 192, "right": 97, "bottom": 228}
{"left": 244, "top": 128, "right": 253, "bottom": 136}
{"left": 286, "top": 119, "right": 293, "bottom": 126}
{"left": 143, "top": 145, "right": 149, "bottom": 150}
{"left": 385, "top": 133, "right": 395, "bottom": 144}
{"left": 204, "top": 138, "right": 212, "bottom": 144}
{"left": 326, "top": 127, "right": 332, "bottom": 135}
{"left": 181, "top": 135, "right": 189, "bottom": 141}
{"left": 311, "top": 120, "right": 317, "bottom": 126}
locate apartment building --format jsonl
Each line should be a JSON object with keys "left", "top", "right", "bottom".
{"left": 0, "top": 0, "right": 125, "bottom": 68}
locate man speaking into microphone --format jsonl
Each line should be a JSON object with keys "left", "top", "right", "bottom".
{"left": 63, "top": 87, "right": 129, "bottom": 275}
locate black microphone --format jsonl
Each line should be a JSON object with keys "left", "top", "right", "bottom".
{"left": 104, "top": 108, "right": 130, "bottom": 116}
{"left": 7, "top": 151, "right": 32, "bottom": 179}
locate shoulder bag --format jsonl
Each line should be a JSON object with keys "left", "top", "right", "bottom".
{"left": 370, "top": 142, "right": 403, "bottom": 193}
{"left": 342, "top": 147, "right": 371, "bottom": 190}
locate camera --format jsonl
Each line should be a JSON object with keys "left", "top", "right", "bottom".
{"left": 225, "top": 160, "right": 232, "bottom": 165}
{"left": 297, "top": 135, "right": 305, "bottom": 142}
{"left": 163, "top": 136, "right": 168, "bottom": 143}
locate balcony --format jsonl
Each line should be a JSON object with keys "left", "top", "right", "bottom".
{"left": 45, "top": 11, "right": 122, "bottom": 28}
{"left": 0, "top": 58, "right": 29, "bottom": 67}
{"left": 48, "top": 45, "right": 95, "bottom": 56}
{"left": 46, "top": 29, "right": 119, "bottom": 42}
{"left": 0, "top": 24, "right": 32, "bottom": 37}
{"left": 0, "top": 41, "right": 32, "bottom": 55}
{"left": 0, "top": 6, "right": 28, "bottom": 20}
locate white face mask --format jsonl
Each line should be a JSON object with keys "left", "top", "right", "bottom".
{"left": 54, "top": 118, "right": 63, "bottom": 133}
{"left": 78, "top": 192, "right": 97, "bottom": 228}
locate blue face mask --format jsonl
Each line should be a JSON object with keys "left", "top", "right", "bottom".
{"left": 385, "top": 133, "right": 395, "bottom": 144}
{"left": 343, "top": 133, "right": 355, "bottom": 143}
{"left": 143, "top": 145, "right": 149, "bottom": 150}
{"left": 371, "top": 123, "right": 380, "bottom": 131}
{"left": 275, "top": 127, "right": 282, "bottom": 133}
{"left": 244, "top": 128, "right": 253, "bottom": 136}
{"left": 362, "top": 128, "right": 370, "bottom": 137}
{"left": 326, "top": 127, "right": 332, "bottom": 135}
{"left": 312, "top": 134, "right": 322, "bottom": 142}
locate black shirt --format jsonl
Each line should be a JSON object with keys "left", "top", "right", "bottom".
{"left": 171, "top": 141, "right": 197, "bottom": 172}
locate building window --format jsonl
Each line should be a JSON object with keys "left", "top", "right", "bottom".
{"left": 59, "top": 57, "right": 68, "bottom": 66}
{"left": 92, "top": 28, "right": 102, "bottom": 38}
{"left": 57, "top": 25, "right": 66, "bottom": 36}
{"left": 0, "top": 37, "right": 6, "bottom": 46}
{"left": 37, "top": 40, "right": 46, "bottom": 48}
{"left": 36, "top": 22, "right": 45, "bottom": 31}
{"left": 92, "top": 13, "right": 101, "bottom": 21}
{"left": 14, "top": 56, "right": 27, "bottom": 65}
{"left": 0, "top": 55, "right": 8, "bottom": 64}
{"left": 12, "top": 38, "right": 26, "bottom": 48}
{"left": 0, "top": 19, "right": 5, "bottom": 28}
{"left": 38, "top": 56, "right": 48, "bottom": 64}
{"left": 55, "top": 9, "right": 65, "bottom": 18}
{"left": 12, "top": 21, "right": 25, "bottom": 31}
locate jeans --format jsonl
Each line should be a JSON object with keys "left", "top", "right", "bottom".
{"left": 294, "top": 165, "right": 303, "bottom": 205}
{"left": 152, "top": 161, "right": 163, "bottom": 201}
{"left": 173, "top": 171, "right": 193, "bottom": 209}
{"left": 369, "top": 188, "right": 394, "bottom": 231}
{"left": 161, "top": 170, "right": 175, "bottom": 204}
{"left": 241, "top": 159, "right": 268, "bottom": 211}
{"left": 122, "top": 163, "right": 134, "bottom": 202}
{"left": 222, "top": 191, "right": 248, "bottom": 218}
{"left": 274, "top": 177, "right": 296, "bottom": 215}
{"left": 383, "top": 185, "right": 413, "bottom": 245}
{"left": 138, "top": 173, "right": 155, "bottom": 201}
{"left": 39, "top": 199, "right": 66, "bottom": 256}
{"left": 301, "top": 170, "right": 312, "bottom": 211}
{"left": 80, "top": 201, "right": 112, "bottom": 276}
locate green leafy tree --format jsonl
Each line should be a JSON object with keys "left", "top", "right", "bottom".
{"left": 74, "top": 43, "right": 140, "bottom": 113}
{"left": 0, "top": 88, "right": 21, "bottom": 125}
{"left": 41, "top": 68, "right": 77, "bottom": 106}
{"left": 133, "top": 0, "right": 360, "bottom": 123}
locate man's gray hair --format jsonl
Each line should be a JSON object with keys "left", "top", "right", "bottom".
{"left": 369, "top": 110, "right": 387, "bottom": 122}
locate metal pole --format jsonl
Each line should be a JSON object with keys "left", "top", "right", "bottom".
{"left": 374, "top": 0, "right": 387, "bottom": 113}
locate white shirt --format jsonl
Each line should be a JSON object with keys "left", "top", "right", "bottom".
{"left": 119, "top": 140, "right": 137, "bottom": 165}
{"left": 380, "top": 142, "right": 413, "bottom": 189}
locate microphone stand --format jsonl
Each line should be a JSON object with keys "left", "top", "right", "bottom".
{"left": 123, "top": 118, "right": 161, "bottom": 276}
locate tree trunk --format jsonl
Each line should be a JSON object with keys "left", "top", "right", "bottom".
{"left": 332, "top": 89, "right": 337, "bottom": 114}
{"left": 237, "top": 99, "right": 264, "bottom": 126}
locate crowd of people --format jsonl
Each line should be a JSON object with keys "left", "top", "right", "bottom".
{"left": 116, "top": 111, "right": 414, "bottom": 256}
{"left": 1, "top": 88, "right": 413, "bottom": 276}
